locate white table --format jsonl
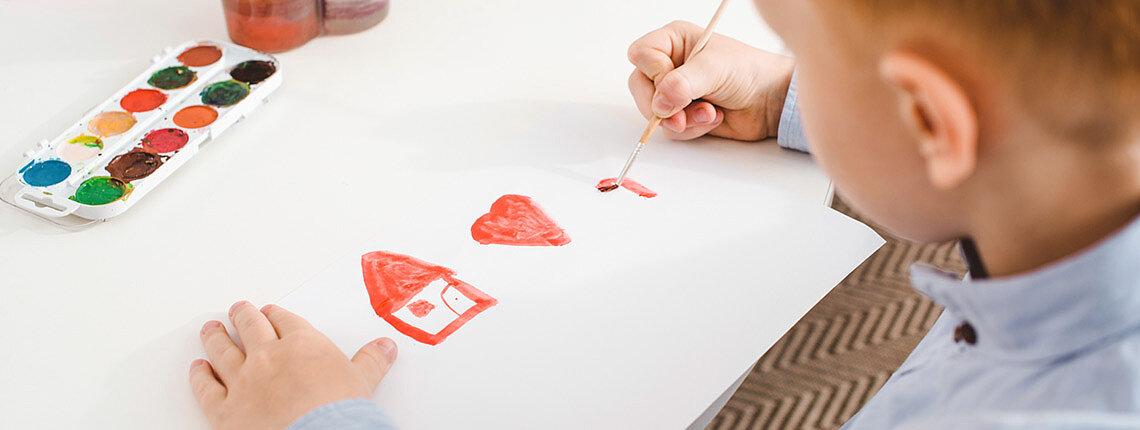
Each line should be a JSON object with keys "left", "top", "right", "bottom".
{"left": 0, "top": 0, "right": 830, "bottom": 428}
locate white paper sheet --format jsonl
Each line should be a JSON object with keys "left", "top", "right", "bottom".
{"left": 279, "top": 105, "right": 884, "bottom": 429}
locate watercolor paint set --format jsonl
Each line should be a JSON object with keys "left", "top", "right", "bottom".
{"left": 0, "top": 40, "right": 281, "bottom": 227}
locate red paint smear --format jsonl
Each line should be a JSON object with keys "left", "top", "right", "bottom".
{"left": 120, "top": 89, "right": 167, "bottom": 113}
{"left": 141, "top": 128, "right": 189, "bottom": 153}
{"left": 596, "top": 178, "right": 658, "bottom": 198}
{"left": 471, "top": 194, "right": 571, "bottom": 246}
{"left": 407, "top": 299, "right": 435, "bottom": 318}
{"left": 361, "top": 251, "right": 498, "bottom": 346}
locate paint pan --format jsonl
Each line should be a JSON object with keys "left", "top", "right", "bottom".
{"left": 0, "top": 40, "right": 282, "bottom": 227}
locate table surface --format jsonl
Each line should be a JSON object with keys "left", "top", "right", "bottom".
{"left": 0, "top": 0, "right": 830, "bottom": 428}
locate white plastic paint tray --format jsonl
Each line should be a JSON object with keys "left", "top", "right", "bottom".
{"left": 0, "top": 40, "right": 282, "bottom": 228}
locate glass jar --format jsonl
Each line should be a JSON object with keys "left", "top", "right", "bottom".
{"left": 222, "top": 0, "right": 389, "bottom": 53}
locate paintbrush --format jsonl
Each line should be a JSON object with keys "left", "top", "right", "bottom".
{"left": 600, "top": 0, "right": 732, "bottom": 193}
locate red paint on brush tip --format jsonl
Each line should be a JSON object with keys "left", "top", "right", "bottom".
{"left": 596, "top": 178, "right": 657, "bottom": 198}
{"left": 471, "top": 194, "right": 571, "bottom": 246}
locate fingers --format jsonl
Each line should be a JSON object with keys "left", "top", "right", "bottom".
{"left": 627, "top": 20, "right": 704, "bottom": 81}
{"left": 667, "top": 101, "right": 725, "bottom": 140}
{"left": 628, "top": 21, "right": 722, "bottom": 120}
{"left": 188, "top": 359, "right": 226, "bottom": 413}
{"left": 628, "top": 25, "right": 678, "bottom": 82}
{"left": 201, "top": 320, "right": 244, "bottom": 384}
{"left": 661, "top": 103, "right": 726, "bottom": 140}
{"left": 630, "top": 70, "right": 725, "bottom": 141}
{"left": 229, "top": 301, "right": 278, "bottom": 349}
{"left": 629, "top": 70, "right": 656, "bottom": 121}
{"left": 661, "top": 109, "right": 689, "bottom": 134}
{"left": 351, "top": 338, "right": 398, "bottom": 390}
{"left": 261, "top": 304, "right": 314, "bottom": 337}
{"left": 652, "top": 61, "right": 722, "bottom": 119}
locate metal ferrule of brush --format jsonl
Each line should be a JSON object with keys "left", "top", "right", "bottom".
{"left": 615, "top": 142, "right": 646, "bottom": 186}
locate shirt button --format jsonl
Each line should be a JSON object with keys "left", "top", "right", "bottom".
{"left": 954, "top": 322, "right": 977, "bottom": 345}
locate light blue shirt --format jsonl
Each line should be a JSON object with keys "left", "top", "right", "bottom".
{"left": 288, "top": 398, "right": 396, "bottom": 430}
{"left": 777, "top": 70, "right": 810, "bottom": 154}
{"left": 291, "top": 78, "right": 1140, "bottom": 429}
{"left": 780, "top": 76, "right": 1140, "bottom": 429}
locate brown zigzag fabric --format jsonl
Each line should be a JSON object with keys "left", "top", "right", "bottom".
{"left": 706, "top": 195, "right": 967, "bottom": 430}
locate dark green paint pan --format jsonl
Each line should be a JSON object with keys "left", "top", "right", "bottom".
{"left": 200, "top": 80, "right": 250, "bottom": 107}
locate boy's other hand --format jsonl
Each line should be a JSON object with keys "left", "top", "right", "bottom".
{"left": 628, "top": 20, "right": 795, "bottom": 141}
{"left": 190, "top": 302, "right": 397, "bottom": 430}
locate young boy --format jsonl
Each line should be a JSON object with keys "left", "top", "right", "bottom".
{"left": 190, "top": 1, "right": 1140, "bottom": 428}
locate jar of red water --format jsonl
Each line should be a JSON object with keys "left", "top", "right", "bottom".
{"left": 222, "top": 0, "right": 390, "bottom": 53}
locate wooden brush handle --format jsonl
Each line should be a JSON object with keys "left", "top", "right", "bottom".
{"left": 684, "top": 0, "right": 732, "bottom": 63}
{"left": 640, "top": 116, "right": 664, "bottom": 144}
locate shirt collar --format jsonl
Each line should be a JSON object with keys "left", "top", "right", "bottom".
{"left": 910, "top": 215, "right": 1140, "bottom": 362}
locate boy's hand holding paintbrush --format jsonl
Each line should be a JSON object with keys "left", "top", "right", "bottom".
{"left": 627, "top": 20, "right": 795, "bottom": 143}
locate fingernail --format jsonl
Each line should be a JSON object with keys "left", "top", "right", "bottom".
{"left": 376, "top": 338, "right": 398, "bottom": 362}
{"left": 692, "top": 108, "right": 712, "bottom": 124}
{"left": 663, "top": 119, "right": 683, "bottom": 133}
{"left": 201, "top": 320, "right": 221, "bottom": 335}
{"left": 260, "top": 304, "right": 275, "bottom": 314}
{"left": 229, "top": 301, "right": 247, "bottom": 317}
{"left": 652, "top": 94, "right": 674, "bottom": 117}
{"left": 190, "top": 359, "right": 207, "bottom": 369}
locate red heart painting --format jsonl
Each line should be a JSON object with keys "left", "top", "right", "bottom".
{"left": 471, "top": 194, "right": 571, "bottom": 246}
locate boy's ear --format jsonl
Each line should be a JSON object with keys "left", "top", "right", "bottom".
{"left": 880, "top": 51, "right": 979, "bottom": 190}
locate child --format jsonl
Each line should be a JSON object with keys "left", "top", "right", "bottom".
{"left": 191, "top": 1, "right": 1140, "bottom": 428}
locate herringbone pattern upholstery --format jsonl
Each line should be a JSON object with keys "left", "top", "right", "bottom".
{"left": 706, "top": 196, "right": 967, "bottom": 430}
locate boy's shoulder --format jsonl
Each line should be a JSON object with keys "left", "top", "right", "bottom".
{"left": 845, "top": 307, "right": 1140, "bottom": 430}
{"left": 845, "top": 215, "right": 1140, "bottom": 430}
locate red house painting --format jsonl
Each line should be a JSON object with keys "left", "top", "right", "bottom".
{"left": 361, "top": 251, "right": 498, "bottom": 345}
